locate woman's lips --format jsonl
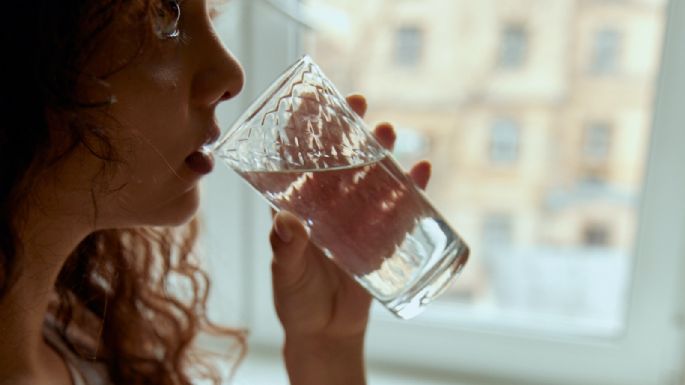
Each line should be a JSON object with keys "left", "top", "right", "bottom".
{"left": 185, "top": 150, "right": 214, "bottom": 175}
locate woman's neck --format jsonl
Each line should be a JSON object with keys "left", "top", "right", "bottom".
{"left": 0, "top": 204, "right": 89, "bottom": 383}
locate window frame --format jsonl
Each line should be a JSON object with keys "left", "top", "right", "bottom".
{"left": 216, "top": 1, "right": 685, "bottom": 384}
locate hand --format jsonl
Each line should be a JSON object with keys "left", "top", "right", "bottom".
{"left": 268, "top": 94, "right": 431, "bottom": 384}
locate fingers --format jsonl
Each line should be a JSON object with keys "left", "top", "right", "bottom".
{"left": 269, "top": 211, "right": 310, "bottom": 281}
{"left": 409, "top": 160, "right": 431, "bottom": 190}
{"left": 346, "top": 94, "right": 367, "bottom": 118}
{"left": 345, "top": 94, "right": 397, "bottom": 152}
{"left": 373, "top": 122, "right": 396, "bottom": 151}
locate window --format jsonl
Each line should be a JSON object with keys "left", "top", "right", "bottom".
{"left": 590, "top": 28, "right": 621, "bottom": 74}
{"left": 498, "top": 24, "right": 528, "bottom": 69}
{"left": 216, "top": 1, "right": 681, "bottom": 384}
{"left": 583, "top": 122, "right": 611, "bottom": 161}
{"left": 394, "top": 26, "right": 423, "bottom": 67}
{"left": 582, "top": 222, "right": 611, "bottom": 247}
{"left": 489, "top": 118, "right": 520, "bottom": 164}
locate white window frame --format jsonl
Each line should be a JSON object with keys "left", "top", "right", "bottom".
{"left": 207, "top": 1, "right": 685, "bottom": 384}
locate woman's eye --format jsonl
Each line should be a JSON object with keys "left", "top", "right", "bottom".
{"left": 155, "top": 0, "right": 181, "bottom": 39}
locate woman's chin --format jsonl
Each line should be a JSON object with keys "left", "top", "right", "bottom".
{"left": 160, "top": 185, "right": 202, "bottom": 227}
{"left": 103, "top": 183, "right": 203, "bottom": 229}
{"left": 138, "top": 184, "right": 202, "bottom": 228}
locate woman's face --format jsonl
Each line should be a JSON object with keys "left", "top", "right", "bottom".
{"left": 61, "top": 0, "right": 244, "bottom": 229}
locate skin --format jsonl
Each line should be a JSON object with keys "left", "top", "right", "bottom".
{"left": 0, "top": 1, "right": 431, "bottom": 384}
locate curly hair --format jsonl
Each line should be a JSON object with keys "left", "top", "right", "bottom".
{"left": 0, "top": 1, "right": 245, "bottom": 384}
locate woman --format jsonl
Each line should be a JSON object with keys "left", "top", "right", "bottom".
{"left": 0, "top": 1, "right": 431, "bottom": 384}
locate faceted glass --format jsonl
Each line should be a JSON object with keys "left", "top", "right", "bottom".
{"left": 211, "top": 55, "right": 470, "bottom": 319}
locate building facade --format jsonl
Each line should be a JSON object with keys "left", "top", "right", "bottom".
{"left": 303, "top": 0, "right": 666, "bottom": 325}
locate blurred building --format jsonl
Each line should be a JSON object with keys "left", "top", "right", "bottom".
{"left": 302, "top": 0, "right": 665, "bottom": 327}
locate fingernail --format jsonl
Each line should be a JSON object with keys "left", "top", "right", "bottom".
{"left": 378, "top": 123, "right": 395, "bottom": 139}
{"left": 274, "top": 216, "right": 293, "bottom": 243}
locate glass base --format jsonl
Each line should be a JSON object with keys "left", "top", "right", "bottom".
{"left": 381, "top": 239, "right": 469, "bottom": 320}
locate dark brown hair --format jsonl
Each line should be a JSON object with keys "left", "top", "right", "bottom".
{"left": 0, "top": 1, "right": 245, "bottom": 384}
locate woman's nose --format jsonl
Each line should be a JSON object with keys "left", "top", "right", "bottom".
{"left": 190, "top": 34, "right": 245, "bottom": 108}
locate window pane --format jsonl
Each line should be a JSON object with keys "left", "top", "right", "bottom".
{"left": 394, "top": 26, "right": 423, "bottom": 67}
{"left": 591, "top": 28, "right": 621, "bottom": 74}
{"left": 489, "top": 118, "right": 520, "bottom": 164}
{"left": 583, "top": 122, "right": 611, "bottom": 161}
{"left": 302, "top": 0, "right": 666, "bottom": 337}
{"left": 499, "top": 24, "right": 528, "bottom": 69}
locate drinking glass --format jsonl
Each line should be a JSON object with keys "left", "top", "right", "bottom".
{"left": 210, "top": 55, "right": 469, "bottom": 319}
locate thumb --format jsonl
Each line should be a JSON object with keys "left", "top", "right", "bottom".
{"left": 269, "top": 211, "right": 310, "bottom": 280}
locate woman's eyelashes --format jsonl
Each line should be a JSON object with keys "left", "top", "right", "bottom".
{"left": 155, "top": 0, "right": 182, "bottom": 39}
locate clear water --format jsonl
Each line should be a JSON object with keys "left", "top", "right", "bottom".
{"left": 234, "top": 155, "right": 469, "bottom": 317}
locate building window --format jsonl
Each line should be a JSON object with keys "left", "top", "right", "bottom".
{"left": 489, "top": 118, "right": 520, "bottom": 164}
{"left": 394, "top": 26, "right": 423, "bottom": 67}
{"left": 590, "top": 28, "right": 621, "bottom": 74}
{"left": 498, "top": 24, "right": 528, "bottom": 69}
{"left": 583, "top": 122, "right": 612, "bottom": 161}
{"left": 582, "top": 223, "right": 611, "bottom": 247}
{"left": 483, "top": 213, "right": 514, "bottom": 248}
